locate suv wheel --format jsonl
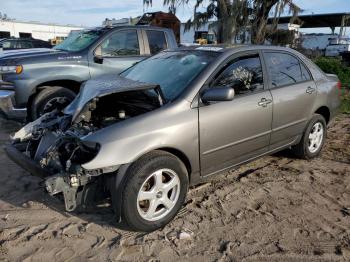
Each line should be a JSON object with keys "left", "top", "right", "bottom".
{"left": 292, "top": 114, "right": 327, "bottom": 159}
{"left": 116, "top": 151, "right": 189, "bottom": 232}
{"left": 30, "top": 86, "right": 76, "bottom": 120}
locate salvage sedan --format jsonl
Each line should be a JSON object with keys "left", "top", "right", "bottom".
{"left": 6, "top": 46, "right": 341, "bottom": 232}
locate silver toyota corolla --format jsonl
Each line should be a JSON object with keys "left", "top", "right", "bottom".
{"left": 6, "top": 45, "right": 341, "bottom": 232}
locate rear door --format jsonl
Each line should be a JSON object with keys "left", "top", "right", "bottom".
{"left": 263, "top": 51, "right": 317, "bottom": 150}
{"left": 199, "top": 51, "right": 273, "bottom": 176}
{"left": 89, "top": 29, "right": 148, "bottom": 78}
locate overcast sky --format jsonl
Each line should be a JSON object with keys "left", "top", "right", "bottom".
{"left": 1, "top": 0, "right": 349, "bottom": 34}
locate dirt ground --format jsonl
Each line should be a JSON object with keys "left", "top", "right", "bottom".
{"left": 0, "top": 115, "right": 349, "bottom": 262}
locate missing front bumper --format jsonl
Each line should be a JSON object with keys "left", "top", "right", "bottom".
{"left": 5, "top": 143, "right": 88, "bottom": 212}
{"left": 5, "top": 143, "right": 51, "bottom": 179}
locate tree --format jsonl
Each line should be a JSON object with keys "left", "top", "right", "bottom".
{"left": 251, "top": 0, "right": 301, "bottom": 44}
{"left": 143, "top": 0, "right": 177, "bottom": 14}
{"left": 143, "top": 0, "right": 153, "bottom": 13}
{"left": 143, "top": 0, "right": 153, "bottom": 7}
{"left": 158, "top": 0, "right": 301, "bottom": 44}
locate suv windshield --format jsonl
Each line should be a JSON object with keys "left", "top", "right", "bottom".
{"left": 121, "top": 51, "right": 218, "bottom": 101}
{"left": 54, "top": 30, "right": 103, "bottom": 52}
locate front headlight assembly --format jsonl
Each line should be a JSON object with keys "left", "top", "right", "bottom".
{"left": 0, "top": 65, "right": 23, "bottom": 74}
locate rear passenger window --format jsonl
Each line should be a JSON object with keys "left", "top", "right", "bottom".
{"left": 18, "top": 41, "right": 33, "bottom": 49}
{"left": 212, "top": 54, "right": 264, "bottom": 96}
{"left": 146, "top": 30, "right": 167, "bottom": 55}
{"left": 265, "top": 52, "right": 312, "bottom": 88}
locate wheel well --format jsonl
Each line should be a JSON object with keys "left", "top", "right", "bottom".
{"left": 37, "top": 80, "right": 81, "bottom": 94}
{"left": 315, "top": 106, "right": 330, "bottom": 124}
{"left": 156, "top": 148, "right": 192, "bottom": 180}
{"left": 27, "top": 80, "right": 82, "bottom": 118}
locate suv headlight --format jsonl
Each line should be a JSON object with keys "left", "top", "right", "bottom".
{"left": 0, "top": 65, "right": 23, "bottom": 74}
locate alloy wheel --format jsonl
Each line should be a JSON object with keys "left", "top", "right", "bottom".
{"left": 308, "top": 122, "right": 324, "bottom": 153}
{"left": 137, "top": 168, "right": 180, "bottom": 221}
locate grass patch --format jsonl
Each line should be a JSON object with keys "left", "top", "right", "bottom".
{"left": 314, "top": 57, "right": 350, "bottom": 85}
{"left": 340, "top": 93, "right": 350, "bottom": 114}
{"left": 314, "top": 57, "right": 350, "bottom": 114}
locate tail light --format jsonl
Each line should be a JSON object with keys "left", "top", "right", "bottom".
{"left": 337, "top": 81, "right": 342, "bottom": 89}
{"left": 337, "top": 81, "right": 342, "bottom": 96}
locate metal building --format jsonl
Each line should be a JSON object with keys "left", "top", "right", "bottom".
{"left": 0, "top": 19, "right": 84, "bottom": 41}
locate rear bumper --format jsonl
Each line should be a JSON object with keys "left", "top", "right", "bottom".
{"left": 0, "top": 89, "right": 27, "bottom": 120}
{"left": 4, "top": 143, "right": 50, "bottom": 179}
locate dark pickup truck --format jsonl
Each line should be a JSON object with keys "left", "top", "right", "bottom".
{"left": 0, "top": 25, "right": 177, "bottom": 120}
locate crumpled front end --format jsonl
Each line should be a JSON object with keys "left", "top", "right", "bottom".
{"left": 6, "top": 76, "right": 163, "bottom": 211}
{"left": 6, "top": 112, "right": 102, "bottom": 211}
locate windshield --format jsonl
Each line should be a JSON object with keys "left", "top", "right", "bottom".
{"left": 121, "top": 51, "right": 218, "bottom": 101}
{"left": 54, "top": 30, "right": 103, "bottom": 52}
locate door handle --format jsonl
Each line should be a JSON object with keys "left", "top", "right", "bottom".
{"left": 258, "top": 98, "right": 272, "bottom": 107}
{"left": 306, "top": 86, "right": 316, "bottom": 94}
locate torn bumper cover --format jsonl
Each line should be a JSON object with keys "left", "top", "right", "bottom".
{"left": 5, "top": 143, "right": 51, "bottom": 179}
{"left": 5, "top": 143, "right": 92, "bottom": 211}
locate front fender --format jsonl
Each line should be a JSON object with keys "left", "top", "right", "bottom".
{"left": 80, "top": 101, "right": 199, "bottom": 175}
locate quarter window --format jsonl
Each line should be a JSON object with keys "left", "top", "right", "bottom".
{"left": 212, "top": 54, "right": 264, "bottom": 96}
{"left": 265, "top": 52, "right": 312, "bottom": 88}
{"left": 146, "top": 30, "right": 167, "bottom": 55}
{"left": 101, "top": 30, "right": 140, "bottom": 57}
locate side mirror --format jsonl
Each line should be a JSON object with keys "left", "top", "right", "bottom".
{"left": 201, "top": 87, "right": 235, "bottom": 103}
{"left": 94, "top": 45, "right": 103, "bottom": 64}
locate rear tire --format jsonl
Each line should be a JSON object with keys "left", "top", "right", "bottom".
{"left": 30, "top": 86, "right": 76, "bottom": 120}
{"left": 116, "top": 151, "right": 189, "bottom": 232}
{"left": 292, "top": 114, "right": 327, "bottom": 159}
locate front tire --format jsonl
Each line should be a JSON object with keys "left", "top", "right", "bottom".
{"left": 292, "top": 114, "right": 327, "bottom": 159}
{"left": 30, "top": 86, "right": 76, "bottom": 120}
{"left": 118, "top": 151, "right": 189, "bottom": 232}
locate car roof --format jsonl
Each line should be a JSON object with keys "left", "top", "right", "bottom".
{"left": 85, "top": 25, "right": 173, "bottom": 33}
{"left": 172, "top": 44, "right": 298, "bottom": 54}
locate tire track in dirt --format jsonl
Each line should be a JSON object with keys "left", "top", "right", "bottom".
{"left": 0, "top": 115, "right": 349, "bottom": 261}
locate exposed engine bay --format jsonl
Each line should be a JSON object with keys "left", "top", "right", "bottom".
{"left": 6, "top": 76, "right": 164, "bottom": 211}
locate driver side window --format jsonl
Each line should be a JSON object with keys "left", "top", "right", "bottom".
{"left": 212, "top": 54, "right": 264, "bottom": 96}
{"left": 100, "top": 30, "right": 140, "bottom": 57}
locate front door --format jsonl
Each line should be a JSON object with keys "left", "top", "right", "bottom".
{"left": 199, "top": 52, "right": 273, "bottom": 176}
{"left": 89, "top": 29, "right": 147, "bottom": 78}
{"left": 263, "top": 51, "right": 317, "bottom": 150}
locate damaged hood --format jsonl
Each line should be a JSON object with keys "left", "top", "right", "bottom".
{"left": 64, "top": 74, "right": 159, "bottom": 122}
